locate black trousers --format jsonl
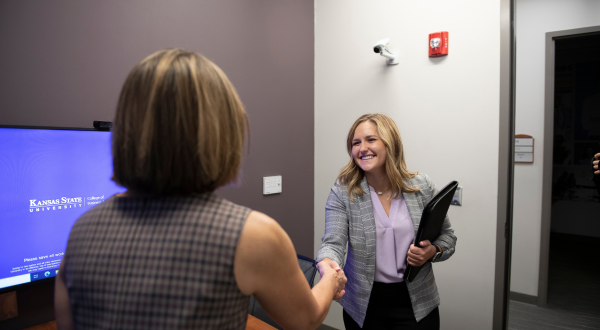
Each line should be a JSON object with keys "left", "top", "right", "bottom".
{"left": 343, "top": 281, "right": 440, "bottom": 330}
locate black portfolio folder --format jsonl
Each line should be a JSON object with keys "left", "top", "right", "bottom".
{"left": 404, "top": 181, "right": 458, "bottom": 283}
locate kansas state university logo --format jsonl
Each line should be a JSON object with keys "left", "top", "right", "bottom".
{"left": 29, "top": 197, "right": 84, "bottom": 212}
{"left": 29, "top": 195, "right": 107, "bottom": 212}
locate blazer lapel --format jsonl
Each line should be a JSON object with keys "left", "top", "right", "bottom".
{"left": 358, "top": 177, "right": 376, "bottom": 284}
{"left": 402, "top": 177, "right": 424, "bottom": 239}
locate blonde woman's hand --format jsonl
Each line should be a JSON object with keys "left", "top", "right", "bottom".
{"left": 317, "top": 258, "right": 340, "bottom": 277}
{"left": 594, "top": 153, "right": 599, "bottom": 175}
{"left": 317, "top": 259, "right": 346, "bottom": 300}
{"left": 407, "top": 240, "right": 437, "bottom": 267}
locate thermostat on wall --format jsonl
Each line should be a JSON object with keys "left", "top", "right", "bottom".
{"left": 263, "top": 176, "right": 282, "bottom": 195}
{"left": 450, "top": 186, "right": 462, "bottom": 206}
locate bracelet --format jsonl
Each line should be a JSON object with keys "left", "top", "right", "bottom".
{"left": 431, "top": 245, "right": 442, "bottom": 262}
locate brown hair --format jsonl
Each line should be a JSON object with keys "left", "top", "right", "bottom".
{"left": 337, "top": 113, "right": 419, "bottom": 201}
{"left": 112, "top": 49, "right": 248, "bottom": 195}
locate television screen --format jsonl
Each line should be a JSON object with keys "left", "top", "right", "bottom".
{"left": 0, "top": 127, "right": 125, "bottom": 291}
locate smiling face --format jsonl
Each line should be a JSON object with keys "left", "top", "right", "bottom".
{"left": 352, "top": 120, "right": 387, "bottom": 175}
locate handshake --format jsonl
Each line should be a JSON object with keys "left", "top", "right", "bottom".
{"left": 317, "top": 258, "right": 347, "bottom": 300}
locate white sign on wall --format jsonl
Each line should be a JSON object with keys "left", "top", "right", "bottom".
{"left": 515, "top": 135, "right": 534, "bottom": 163}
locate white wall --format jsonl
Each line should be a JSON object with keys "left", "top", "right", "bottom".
{"left": 511, "top": 0, "right": 600, "bottom": 297}
{"left": 314, "top": 1, "right": 501, "bottom": 329}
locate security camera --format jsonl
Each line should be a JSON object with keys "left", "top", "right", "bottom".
{"left": 373, "top": 38, "right": 399, "bottom": 65}
{"left": 373, "top": 38, "right": 390, "bottom": 54}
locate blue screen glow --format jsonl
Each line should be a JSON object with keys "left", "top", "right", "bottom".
{"left": 0, "top": 128, "right": 125, "bottom": 289}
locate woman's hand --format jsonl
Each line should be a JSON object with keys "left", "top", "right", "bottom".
{"left": 407, "top": 240, "right": 437, "bottom": 267}
{"left": 317, "top": 258, "right": 346, "bottom": 300}
{"left": 594, "top": 153, "right": 599, "bottom": 175}
{"left": 317, "top": 258, "right": 341, "bottom": 277}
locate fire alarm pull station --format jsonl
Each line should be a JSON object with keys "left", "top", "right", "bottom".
{"left": 429, "top": 32, "right": 449, "bottom": 57}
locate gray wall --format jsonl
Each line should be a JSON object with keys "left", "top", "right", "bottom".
{"left": 0, "top": 0, "right": 314, "bottom": 254}
{"left": 0, "top": 1, "right": 313, "bottom": 328}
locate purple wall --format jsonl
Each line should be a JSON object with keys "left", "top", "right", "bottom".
{"left": 0, "top": 1, "right": 314, "bottom": 328}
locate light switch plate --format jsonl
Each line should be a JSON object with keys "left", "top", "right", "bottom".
{"left": 450, "top": 186, "right": 462, "bottom": 206}
{"left": 263, "top": 176, "right": 282, "bottom": 195}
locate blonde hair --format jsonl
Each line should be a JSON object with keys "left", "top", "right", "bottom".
{"left": 338, "top": 114, "right": 419, "bottom": 201}
{"left": 112, "top": 49, "right": 248, "bottom": 195}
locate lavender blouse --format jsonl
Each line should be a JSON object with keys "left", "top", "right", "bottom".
{"left": 369, "top": 186, "right": 415, "bottom": 283}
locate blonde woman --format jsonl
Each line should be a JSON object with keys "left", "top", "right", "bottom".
{"left": 317, "top": 114, "right": 457, "bottom": 330}
{"left": 54, "top": 49, "right": 346, "bottom": 330}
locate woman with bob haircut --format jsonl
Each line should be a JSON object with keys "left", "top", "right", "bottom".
{"left": 316, "top": 114, "right": 457, "bottom": 329}
{"left": 54, "top": 49, "right": 346, "bottom": 330}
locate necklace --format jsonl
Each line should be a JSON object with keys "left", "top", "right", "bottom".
{"left": 376, "top": 186, "right": 390, "bottom": 195}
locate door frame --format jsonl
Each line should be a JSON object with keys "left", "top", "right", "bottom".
{"left": 538, "top": 25, "right": 600, "bottom": 307}
{"left": 494, "top": 0, "right": 516, "bottom": 329}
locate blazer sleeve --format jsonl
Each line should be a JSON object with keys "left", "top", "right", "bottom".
{"left": 424, "top": 174, "right": 457, "bottom": 263}
{"left": 316, "top": 183, "right": 349, "bottom": 268}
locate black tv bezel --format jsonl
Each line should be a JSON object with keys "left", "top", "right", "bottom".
{"left": 0, "top": 124, "right": 103, "bottom": 131}
{"left": 0, "top": 125, "right": 111, "bottom": 294}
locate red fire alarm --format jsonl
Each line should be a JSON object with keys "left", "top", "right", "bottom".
{"left": 429, "top": 32, "right": 449, "bottom": 57}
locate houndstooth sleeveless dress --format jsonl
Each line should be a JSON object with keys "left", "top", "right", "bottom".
{"left": 64, "top": 193, "right": 251, "bottom": 329}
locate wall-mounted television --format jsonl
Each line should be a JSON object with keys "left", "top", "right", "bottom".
{"left": 0, "top": 126, "right": 125, "bottom": 292}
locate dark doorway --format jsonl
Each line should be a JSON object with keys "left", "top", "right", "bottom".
{"left": 509, "top": 32, "right": 600, "bottom": 330}
{"left": 547, "top": 32, "right": 600, "bottom": 322}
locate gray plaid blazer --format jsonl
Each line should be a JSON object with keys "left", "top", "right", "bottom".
{"left": 316, "top": 173, "right": 457, "bottom": 327}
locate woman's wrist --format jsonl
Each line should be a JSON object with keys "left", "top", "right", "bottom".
{"left": 429, "top": 245, "right": 437, "bottom": 259}
{"left": 429, "top": 245, "right": 442, "bottom": 261}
